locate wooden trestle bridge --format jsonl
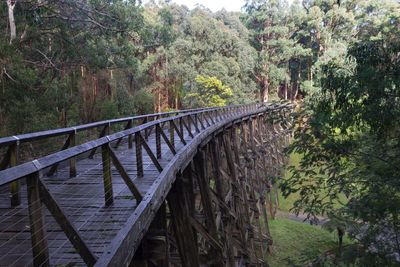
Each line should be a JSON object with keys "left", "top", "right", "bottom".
{"left": 0, "top": 102, "right": 293, "bottom": 267}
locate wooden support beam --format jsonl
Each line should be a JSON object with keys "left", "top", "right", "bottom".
{"left": 27, "top": 172, "right": 50, "bottom": 267}
{"left": 47, "top": 134, "right": 73, "bottom": 177}
{"left": 101, "top": 143, "right": 114, "bottom": 206}
{"left": 198, "top": 113, "right": 206, "bottom": 130}
{"left": 69, "top": 131, "right": 77, "bottom": 177}
{"left": 39, "top": 179, "right": 98, "bottom": 266}
{"left": 157, "top": 124, "right": 176, "bottom": 155}
{"left": 171, "top": 120, "right": 186, "bottom": 145}
{"left": 169, "top": 120, "right": 175, "bottom": 148}
{"left": 193, "top": 150, "right": 223, "bottom": 265}
{"left": 128, "top": 119, "right": 134, "bottom": 149}
{"left": 114, "top": 120, "right": 132, "bottom": 148}
{"left": 9, "top": 142, "right": 20, "bottom": 206}
{"left": 135, "top": 132, "right": 144, "bottom": 178}
{"left": 109, "top": 147, "right": 143, "bottom": 202}
{"left": 188, "top": 216, "right": 223, "bottom": 251}
{"left": 182, "top": 117, "right": 194, "bottom": 138}
{"left": 167, "top": 172, "right": 200, "bottom": 267}
{"left": 155, "top": 123, "right": 161, "bottom": 159}
{"left": 143, "top": 117, "right": 149, "bottom": 140}
{"left": 89, "top": 124, "right": 109, "bottom": 159}
{"left": 190, "top": 114, "right": 200, "bottom": 133}
{"left": 137, "top": 133, "right": 163, "bottom": 172}
{"left": 131, "top": 203, "right": 168, "bottom": 266}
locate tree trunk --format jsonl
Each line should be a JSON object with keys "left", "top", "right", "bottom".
{"left": 291, "top": 70, "right": 301, "bottom": 102}
{"left": 7, "top": 0, "right": 17, "bottom": 44}
{"left": 260, "top": 79, "right": 269, "bottom": 103}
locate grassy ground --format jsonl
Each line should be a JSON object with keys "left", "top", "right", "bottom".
{"left": 268, "top": 217, "right": 342, "bottom": 267}
{"left": 277, "top": 153, "right": 302, "bottom": 212}
{"left": 266, "top": 153, "right": 351, "bottom": 266}
{"left": 277, "top": 153, "right": 347, "bottom": 213}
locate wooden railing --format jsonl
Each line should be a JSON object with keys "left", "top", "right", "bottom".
{"left": 0, "top": 102, "right": 295, "bottom": 267}
{"left": 0, "top": 104, "right": 252, "bottom": 207}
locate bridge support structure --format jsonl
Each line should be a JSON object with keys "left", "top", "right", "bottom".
{"left": 130, "top": 106, "right": 292, "bottom": 266}
{"left": 0, "top": 103, "right": 292, "bottom": 267}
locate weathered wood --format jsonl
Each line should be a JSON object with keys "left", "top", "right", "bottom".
{"left": 171, "top": 120, "right": 187, "bottom": 145}
{"left": 89, "top": 124, "right": 110, "bottom": 159}
{"left": 128, "top": 119, "right": 134, "bottom": 149}
{"left": 190, "top": 114, "right": 200, "bottom": 133}
{"left": 138, "top": 133, "right": 163, "bottom": 173}
{"left": 169, "top": 120, "right": 175, "bottom": 148}
{"left": 155, "top": 123, "right": 161, "bottom": 159}
{"left": 101, "top": 143, "right": 114, "bottom": 206}
{"left": 27, "top": 172, "right": 50, "bottom": 267}
{"left": 157, "top": 124, "right": 176, "bottom": 155}
{"left": 38, "top": 179, "right": 97, "bottom": 266}
{"left": 109, "top": 146, "right": 143, "bottom": 202}
{"left": 69, "top": 131, "right": 77, "bottom": 177}
{"left": 167, "top": 172, "right": 200, "bottom": 267}
{"left": 182, "top": 116, "right": 194, "bottom": 138}
{"left": 135, "top": 132, "right": 144, "bottom": 178}
{"left": 188, "top": 216, "right": 223, "bottom": 251}
{"left": 193, "top": 149, "right": 223, "bottom": 265}
{"left": 114, "top": 120, "right": 132, "bottom": 148}
{"left": 0, "top": 103, "right": 294, "bottom": 267}
{"left": 46, "top": 133, "right": 73, "bottom": 176}
{"left": 9, "top": 142, "right": 20, "bottom": 206}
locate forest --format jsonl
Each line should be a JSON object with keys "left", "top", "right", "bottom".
{"left": 1, "top": 0, "right": 400, "bottom": 266}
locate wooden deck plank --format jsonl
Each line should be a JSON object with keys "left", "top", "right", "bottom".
{"left": 0, "top": 130, "right": 192, "bottom": 266}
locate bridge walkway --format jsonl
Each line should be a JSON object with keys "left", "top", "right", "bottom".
{"left": 0, "top": 128, "right": 191, "bottom": 266}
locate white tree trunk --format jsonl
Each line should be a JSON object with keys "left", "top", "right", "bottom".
{"left": 7, "top": 0, "right": 17, "bottom": 44}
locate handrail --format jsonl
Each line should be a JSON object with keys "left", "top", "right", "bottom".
{"left": 0, "top": 105, "right": 228, "bottom": 147}
{"left": 0, "top": 103, "right": 262, "bottom": 186}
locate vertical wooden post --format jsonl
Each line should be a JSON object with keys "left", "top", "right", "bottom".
{"left": 89, "top": 123, "right": 110, "bottom": 159}
{"left": 69, "top": 131, "right": 77, "bottom": 177}
{"left": 27, "top": 172, "right": 50, "bottom": 267}
{"left": 167, "top": 170, "right": 200, "bottom": 267}
{"left": 194, "top": 114, "right": 200, "bottom": 133}
{"left": 188, "top": 116, "right": 192, "bottom": 134}
{"left": 169, "top": 120, "right": 175, "bottom": 148}
{"left": 128, "top": 119, "right": 133, "bottom": 149}
{"left": 143, "top": 117, "right": 149, "bottom": 140}
{"left": 193, "top": 150, "right": 223, "bottom": 265}
{"left": 10, "top": 142, "right": 20, "bottom": 206}
{"left": 156, "top": 124, "right": 161, "bottom": 159}
{"left": 135, "top": 132, "right": 144, "bottom": 178}
{"left": 102, "top": 144, "right": 114, "bottom": 206}
{"left": 179, "top": 118, "right": 184, "bottom": 138}
{"left": 210, "top": 138, "right": 235, "bottom": 267}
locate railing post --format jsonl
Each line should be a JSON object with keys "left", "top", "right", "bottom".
{"left": 179, "top": 118, "right": 184, "bottom": 137}
{"left": 101, "top": 144, "right": 114, "bottom": 206}
{"left": 169, "top": 120, "right": 175, "bottom": 148}
{"left": 143, "top": 117, "right": 149, "bottom": 140}
{"left": 188, "top": 115, "right": 192, "bottom": 134}
{"left": 194, "top": 114, "right": 200, "bottom": 133}
{"left": 69, "top": 131, "right": 77, "bottom": 177}
{"left": 156, "top": 124, "right": 161, "bottom": 159}
{"left": 10, "top": 141, "right": 20, "bottom": 206}
{"left": 135, "top": 132, "right": 144, "bottom": 178}
{"left": 27, "top": 172, "right": 50, "bottom": 267}
{"left": 128, "top": 119, "right": 133, "bottom": 149}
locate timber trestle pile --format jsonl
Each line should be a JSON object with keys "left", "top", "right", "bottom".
{"left": 0, "top": 102, "right": 293, "bottom": 266}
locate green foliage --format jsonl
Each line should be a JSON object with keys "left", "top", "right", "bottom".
{"left": 281, "top": 1, "right": 400, "bottom": 264}
{"left": 185, "top": 75, "right": 233, "bottom": 107}
{"left": 133, "top": 90, "right": 154, "bottom": 115}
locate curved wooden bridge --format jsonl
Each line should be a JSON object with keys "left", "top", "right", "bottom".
{"left": 0, "top": 102, "right": 293, "bottom": 267}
